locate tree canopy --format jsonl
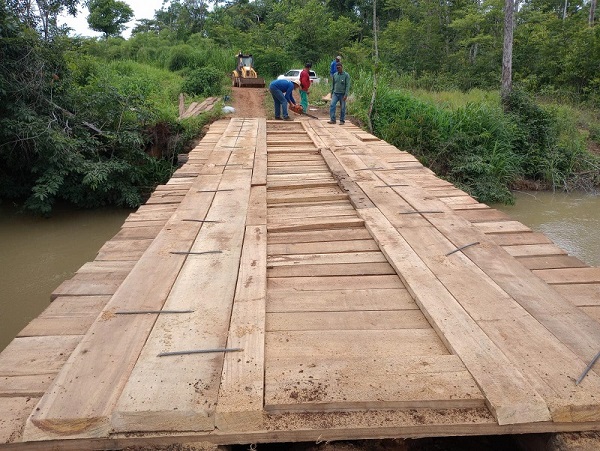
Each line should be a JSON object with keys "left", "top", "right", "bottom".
{"left": 87, "top": 0, "right": 133, "bottom": 37}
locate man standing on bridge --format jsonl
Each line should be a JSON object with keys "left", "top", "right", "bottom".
{"left": 269, "top": 78, "right": 300, "bottom": 120}
{"left": 299, "top": 63, "right": 312, "bottom": 113}
{"left": 328, "top": 62, "right": 350, "bottom": 125}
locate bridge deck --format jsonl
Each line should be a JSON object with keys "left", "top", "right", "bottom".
{"left": 2, "top": 118, "right": 600, "bottom": 449}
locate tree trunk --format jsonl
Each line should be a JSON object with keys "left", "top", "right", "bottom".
{"left": 501, "top": 0, "right": 515, "bottom": 104}
{"left": 367, "top": 0, "right": 379, "bottom": 134}
{"left": 590, "top": 0, "right": 597, "bottom": 26}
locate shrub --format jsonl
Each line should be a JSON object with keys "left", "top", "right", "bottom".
{"left": 168, "top": 44, "right": 196, "bottom": 71}
{"left": 181, "top": 66, "right": 225, "bottom": 97}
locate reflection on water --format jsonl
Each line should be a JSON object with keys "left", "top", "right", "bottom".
{"left": 0, "top": 204, "right": 129, "bottom": 352}
{"left": 494, "top": 191, "right": 600, "bottom": 267}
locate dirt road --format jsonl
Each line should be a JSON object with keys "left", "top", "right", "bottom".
{"left": 230, "top": 87, "right": 268, "bottom": 117}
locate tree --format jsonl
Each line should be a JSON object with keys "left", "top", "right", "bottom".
{"left": 5, "top": 0, "right": 82, "bottom": 40}
{"left": 152, "top": 0, "right": 212, "bottom": 39}
{"left": 501, "top": 0, "right": 515, "bottom": 103}
{"left": 87, "top": 0, "right": 133, "bottom": 37}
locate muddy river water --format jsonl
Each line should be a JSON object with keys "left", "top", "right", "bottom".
{"left": 1, "top": 191, "right": 599, "bottom": 352}
{"left": 494, "top": 191, "right": 600, "bottom": 267}
{"left": 0, "top": 205, "right": 129, "bottom": 351}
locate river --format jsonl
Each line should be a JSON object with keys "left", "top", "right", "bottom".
{"left": 0, "top": 204, "right": 129, "bottom": 351}
{"left": 1, "top": 191, "right": 599, "bottom": 352}
{"left": 494, "top": 191, "right": 600, "bottom": 267}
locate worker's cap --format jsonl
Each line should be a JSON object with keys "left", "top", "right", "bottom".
{"left": 292, "top": 79, "right": 301, "bottom": 87}
{"left": 305, "top": 62, "right": 312, "bottom": 68}
{"left": 336, "top": 55, "right": 341, "bottom": 60}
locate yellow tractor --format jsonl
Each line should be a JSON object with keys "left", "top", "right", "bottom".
{"left": 231, "top": 52, "right": 265, "bottom": 88}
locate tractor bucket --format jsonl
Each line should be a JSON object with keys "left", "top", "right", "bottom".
{"left": 238, "top": 77, "right": 265, "bottom": 88}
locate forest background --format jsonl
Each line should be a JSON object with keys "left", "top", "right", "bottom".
{"left": 1, "top": 0, "right": 599, "bottom": 214}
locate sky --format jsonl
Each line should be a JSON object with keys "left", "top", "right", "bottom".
{"left": 59, "top": 0, "right": 165, "bottom": 38}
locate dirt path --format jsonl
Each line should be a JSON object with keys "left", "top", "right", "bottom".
{"left": 230, "top": 87, "right": 268, "bottom": 117}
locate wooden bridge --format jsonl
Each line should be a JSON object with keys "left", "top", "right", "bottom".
{"left": 2, "top": 117, "right": 600, "bottom": 450}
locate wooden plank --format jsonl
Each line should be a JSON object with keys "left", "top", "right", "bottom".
{"left": 0, "top": 397, "right": 39, "bottom": 444}
{"left": 553, "top": 284, "right": 600, "bottom": 306}
{"left": 120, "top": 219, "right": 168, "bottom": 229}
{"left": 267, "top": 204, "right": 356, "bottom": 220}
{"left": 264, "top": 355, "right": 484, "bottom": 413}
{"left": 267, "top": 262, "right": 396, "bottom": 277}
{"left": 50, "top": 272, "right": 127, "bottom": 299}
{"left": 267, "top": 288, "right": 417, "bottom": 312}
{"left": 265, "top": 199, "right": 351, "bottom": 210}
{"left": 267, "top": 173, "right": 333, "bottom": 183}
{"left": 267, "top": 228, "right": 372, "bottom": 244}
{"left": 267, "top": 186, "right": 345, "bottom": 200}
{"left": 267, "top": 330, "right": 449, "bottom": 359}
{"left": 269, "top": 153, "right": 321, "bottom": 162}
{"left": 503, "top": 244, "right": 568, "bottom": 257}
{"left": 24, "top": 170, "right": 226, "bottom": 440}
{"left": 439, "top": 196, "right": 479, "bottom": 206}
{"left": 266, "top": 311, "right": 431, "bottom": 331}
{"left": 247, "top": 185, "right": 267, "bottom": 226}
{"left": 267, "top": 193, "right": 349, "bottom": 205}
{"left": 268, "top": 160, "right": 328, "bottom": 168}
{"left": 95, "top": 239, "right": 153, "bottom": 261}
{"left": 267, "top": 209, "right": 357, "bottom": 222}
{"left": 18, "top": 296, "right": 110, "bottom": 337}
{"left": 454, "top": 209, "right": 511, "bottom": 223}
{"left": 111, "top": 225, "right": 163, "bottom": 240}
{"left": 268, "top": 275, "right": 404, "bottom": 291}
{"left": 267, "top": 251, "right": 388, "bottom": 266}
{"left": 267, "top": 217, "right": 364, "bottom": 233}
{"left": 473, "top": 221, "right": 532, "bottom": 234}
{"left": 216, "top": 225, "right": 267, "bottom": 432}
{"left": 486, "top": 232, "right": 553, "bottom": 246}
{"left": 357, "top": 207, "right": 551, "bottom": 425}
{"left": 0, "top": 375, "right": 54, "bottom": 397}
{"left": 268, "top": 239, "right": 379, "bottom": 255}
{"left": 77, "top": 261, "right": 135, "bottom": 273}
{"left": 0, "top": 336, "right": 81, "bottom": 377}
{"left": 252, "top": 151, "right": 267, "bottom": 186}
{"left": 267, "top": 180, "right": 339, "bottom": 190}
{"left": 145, "top": 194, "right": 186, "bottom": 205}
{"left": 533, "top": 268, "right": 600, "bottom": 285}
{"left": 580, "top": 307, "right": 600, "bottom": 323}
{"left": 517, "top": 255, "right": 588, "bottom": 270}
{"left": 125, "top": 209, "right": 175, "bottom": 222}
{"left": 112, "top": 169, "right": 252, "bottom": 434}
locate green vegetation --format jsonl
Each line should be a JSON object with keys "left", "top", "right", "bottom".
{"left": 350, "top": 77, "right": 599, "bottom": 203}
{"left": 1, "top": 0, "right": 599, "bottom": 213}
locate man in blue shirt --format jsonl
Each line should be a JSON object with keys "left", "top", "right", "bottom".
{"left": 330, "top": 55, "right": 341, "bottom": 80}
{"left": 269, "top": 79, "right": 300, "bottom": 120}
{"left": 328, "top": 62, "right": 350, "bottom": 125}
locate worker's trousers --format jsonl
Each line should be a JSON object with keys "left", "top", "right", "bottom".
{"left": 330, "top": 93, "right": 346, "bottom": 123}
{"left": 270, "top": 87, "right": 289, "bottom": 119}
{"left": 300, "top": 90, "right": 309, "bottom": 113}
